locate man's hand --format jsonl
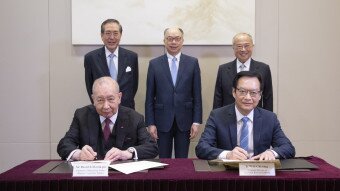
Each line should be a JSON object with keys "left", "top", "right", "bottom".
{"left": 148, "top": 125, "right": 158, "bottom": 140}
{"left": 104, "top": 147, "right": 132, "bottom": 161}
{"left": 190, "top": 124, "right": 199, "bottom": 139}
{"left": 78, "top": 145, "right": 97, "bottom": 161}
{"left": 251, "top": 150, "right": 275, "bottom": 160}
{"left": 226, "top": 147, "right": 249, "bottom": 160}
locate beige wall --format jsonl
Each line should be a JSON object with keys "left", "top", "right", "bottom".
{"left": 1, "top": 0, "right": 339, "bottom": 172}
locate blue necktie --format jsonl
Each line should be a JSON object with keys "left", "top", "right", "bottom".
{"left": 170, "top": 57, "right": 178, "bottom": 85}
{"left": 109, "top": 54, "right": 117, "bottom": 80}
{"left": 240, "top": 117, "right": 249, "bottom": 151}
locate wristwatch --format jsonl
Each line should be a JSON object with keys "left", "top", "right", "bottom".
{"left": 127, "top": 147, "right": 135, "bottom": 159}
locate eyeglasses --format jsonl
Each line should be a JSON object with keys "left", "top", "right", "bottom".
{"left": 166, "top": 36, "right": 182, "bottom": 42}
{"left": 103, "top": 31, "right": 120, "bottom": 38}
{"left": 233, "top": 44, "right": 253, "bottom": 51}
{"left": 236, "top": 88, "right": 261, "bottom": 97}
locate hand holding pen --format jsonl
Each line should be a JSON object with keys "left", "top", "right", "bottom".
{"left": 226, "top": 146, "right": 249, "bottom": 160}
{"left": 79, "top": 145, "right": 97, "bottom": 161}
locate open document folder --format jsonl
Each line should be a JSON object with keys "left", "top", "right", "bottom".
{"left": 109, "top": 160, "right": 168, "bottom": 174}
{"left": 209, "top": 159, "right": 282, "bottom": 169}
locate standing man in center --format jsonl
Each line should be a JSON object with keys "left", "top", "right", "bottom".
{"left": 84, "top": 19, "right": 138, "bottom": 109}
{"left": 145, "top": 27, "right": 202, "bottom": 158}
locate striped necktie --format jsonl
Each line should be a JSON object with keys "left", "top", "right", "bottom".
{"left": 240, "top": 117, "right": 249, "bottom": 151}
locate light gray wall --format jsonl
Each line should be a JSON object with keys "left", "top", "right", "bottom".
{"left": 1, "top": 0, "right": 339, "bottom": 172}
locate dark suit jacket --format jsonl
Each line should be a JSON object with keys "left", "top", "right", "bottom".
{"left": 195, "top": 104, "right": 295, "bottom": 160}
{"left": 57, "top": 105, "right": 158, "bottom": 160}
{"left": 84, "top": 46, "right": 138, "bottom": 109}
{"left": 213, "top": 59, "right": 273, "bottom": 111}
{"left": 145, "top": 53, "right": 202, "bottom": 132}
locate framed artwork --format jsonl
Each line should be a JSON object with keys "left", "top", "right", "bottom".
{"left": 72, "top": 0, "right": 255, "bottom": 45}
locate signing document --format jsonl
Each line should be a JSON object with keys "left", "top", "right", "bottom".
{"left": 109, "top": 161, "right": 168, "bottom": 174}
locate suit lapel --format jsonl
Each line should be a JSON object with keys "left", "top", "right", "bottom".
{"left": 226, "top": 59, "right": 238, "bottom": 78}
{"left": 98, "top": 47, "right": 110, "bottom": 76}
{"left": 252, "top": 108, "right": 262, "bottom": 155}
{"left": 249, "top": 59, "right": 260, "bottom": 72}
{"left": 114, "top": 107, "right": 129, "bottom": 148}
{"left": 117, "top": 47, "right": 126, "bottom": 83}
{"left": 160, "top": 54, "right": 174, "bottom": 87}
{"left": 227, "top": 104, "right": 238, "bottom": 147}
{"left": 88, "top": 106, "right": 101, "bottom": 148}
{"left": 175, "top": 54, "right": 187, "bottom": 87}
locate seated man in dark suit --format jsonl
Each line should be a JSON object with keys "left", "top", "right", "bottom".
{"left": 196, "top": 71, "right": 295, "bottom": 160}
{"left": 57, "top": 77, "right": 158, "bottom": 161}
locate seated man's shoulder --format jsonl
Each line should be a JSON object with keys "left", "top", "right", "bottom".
{"left": 256, "top": 107, "right": 277, "bottom": 118}
{"left": 74, "top": 105, "right": 96, "bottom": 115}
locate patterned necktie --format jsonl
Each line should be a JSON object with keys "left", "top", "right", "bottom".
{"left": 240, "top": 64, "right": 246, "bottom": 72}
{"left": 170, "top": 57, "right": 178, "bottom": 85}
{"left": 240, "top": 117, "right": 249, "bottom": 151}
{"left": 103, "top": 118, "right": 111, "bottom": 142}
{"left": 108, "top": 54, "right": 117, "bottom": 80}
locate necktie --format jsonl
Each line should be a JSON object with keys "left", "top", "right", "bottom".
{"left": 240, "top": 117, "right": 249, "bottom": 151}
{"left": 240, "top": 64, "right": 246, "bottom": 72}
{"left": 109, "top": 54, "right": 117, "bottom": 80}
{"left": 170, "top": 57, "right": 178, "bottom": 85}
{"left": 103, "top": 118, "right": 111, "bottom": 142}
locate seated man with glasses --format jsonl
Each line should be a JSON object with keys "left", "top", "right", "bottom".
{"left": 196, "top": 71, "right": 295, "bottom": 160}
{"left": 57, "top": 77, "right": 158, "bottom": 161}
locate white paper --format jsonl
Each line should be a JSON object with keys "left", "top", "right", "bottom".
{"left": 109, "top": 161, "right": 168, "bottom": 174}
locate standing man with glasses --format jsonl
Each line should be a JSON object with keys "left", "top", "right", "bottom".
{"left": 196, "top": 71, "right": 295, "bottom": 160}
{"left": 57, "top": 77, "right": 158, "bottom": 161}
{"left": 145, "top": 27, "right": 202, "bottom": 158}
{"left": 84, "top": 19, "right": 138, "bottom": 109}
{"left": 213, "top": 33, "right": 273, "bottom": 111}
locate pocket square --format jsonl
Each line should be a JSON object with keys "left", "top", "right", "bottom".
{"left": 125, "top": 66, "right": 132, "bottom": 72}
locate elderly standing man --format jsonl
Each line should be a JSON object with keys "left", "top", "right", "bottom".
{"left": 58, "top": 77, "right": 158, "bottom": 161}
{"left": 145, "top": 27, "right": 202, "bottom": 158}
{"left": 84, "top": 19, "right": 138, "bottom": 109}
{"left": 213, "top": 33, "right": 273, "bottom": 111}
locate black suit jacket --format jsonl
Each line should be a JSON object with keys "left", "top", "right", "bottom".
{"left": 84, "top": 46, "right": 138, "bottom": 109}
{"left": 57, "top": 105, "right": 158, "bottom": 160}
{"left": 195, "top": 104, "right": 295, "bottom": 160}
{"left": 213, "top": 59, "right": 273, "bottom": 111}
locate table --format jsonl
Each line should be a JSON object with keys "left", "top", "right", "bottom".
{"left": 1, "top": 156, "right": 339, "bottom": 191}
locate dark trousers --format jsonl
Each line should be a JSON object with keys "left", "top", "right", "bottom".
{"left": 157, "top": 119, "right": 190, "bottom": 158}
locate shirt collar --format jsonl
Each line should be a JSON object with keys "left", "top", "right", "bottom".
{"left": 166, "top": 52, "right": 181, "bottom": 62}
{"left": 99, "top": 109, "right": 118, "bottom": 124}
{"left": 105, "top": 46, "right": 119, "bottom": 58}
{"left": 236, "top": 58, "right": 251, "bottom": 69}
{"left": 234, "top": 105, "right": 254, "bottom": 122}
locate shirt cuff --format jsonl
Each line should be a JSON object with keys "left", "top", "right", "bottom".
{"left": 129, "top": 147, "right": 138, "bottom": 160}
{"left": 66, "top": 149, "right": 81, "bottom": 161}
{"left": 268, "top": 149, "right": 279, "bottom": 158}
{"left": 218, "top": 151, "right": 231, "bottom": 159}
